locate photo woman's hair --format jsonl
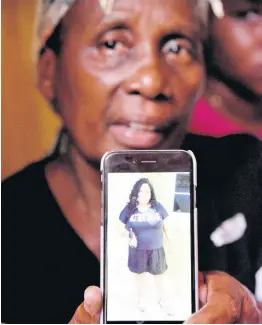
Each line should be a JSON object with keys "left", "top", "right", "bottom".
{"left": 126, "top": 178, "right": 157, "bottom": 219}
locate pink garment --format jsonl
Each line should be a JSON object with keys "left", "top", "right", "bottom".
{"left": 189, "top": 98, "right": 262, "bottom": 139}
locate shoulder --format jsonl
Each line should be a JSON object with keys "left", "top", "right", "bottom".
{"left": 182, "top": 133, "right": 262, "bottom": 159}
{"left": 182, "top": 134, "right": 262, "bottom": 184}
{"left": 155, "top": 202, "right": 168, "bottom": 215}
{"left": 155, "top": 201, "right": 164, "bottom": 209}
{"left": 2, "top": 159, "right": 49, "bottom": 206}
{"left": 119, "top": 204, "right": 131, "bottom": 222}
{"left": 2, "top": 157, "right": 57, "bottom": 232}
{"left": 3, "top": 159, "right": 46, "bottom": 187}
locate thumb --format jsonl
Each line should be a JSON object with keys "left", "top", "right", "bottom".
{"left": 69, "top": 286, "right": 102, "bottom": 324}
{"left": 185, "top": 272, "right": 242, "bottom": 324}
{"left": 198, "top": 272, "right": 207, "bottom": 308}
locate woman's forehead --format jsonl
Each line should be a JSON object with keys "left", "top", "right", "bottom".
{"left": 34, "top": 0, "right": 205, "bottom": 58}
{"left": 65, "top": 0, "right": 202, "bottom": 42}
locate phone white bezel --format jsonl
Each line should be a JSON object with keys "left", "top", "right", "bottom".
{"left": 100, "top": 150, "right": 198, "bottom": 324}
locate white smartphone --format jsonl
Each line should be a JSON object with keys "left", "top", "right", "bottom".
{"left": 100, "top": 150, "right": 198, "bottom": 324}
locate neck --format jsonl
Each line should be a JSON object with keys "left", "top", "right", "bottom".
{"left": 45, "top": 138, "right": 102, "bottom": 259}
{"left": 139, "top": 203, "right": 150, "bottom": 208}
{"left": 65, "top": 142, "right": 101, "bottom": 203}
{"left": 206, "top": 71, "right": 262, "bottom": 131}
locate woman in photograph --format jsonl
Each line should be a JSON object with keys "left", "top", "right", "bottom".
{"left": 119, "top": 178, "right": 173, "bottom": 315}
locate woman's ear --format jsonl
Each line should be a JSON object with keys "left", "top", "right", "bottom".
{"left": 36, "top": 49, "right": 57, "bottom": 103}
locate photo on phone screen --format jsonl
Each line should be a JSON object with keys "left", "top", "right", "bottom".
{"left": 101, "top": 151, "right": 197, "bottom": 324}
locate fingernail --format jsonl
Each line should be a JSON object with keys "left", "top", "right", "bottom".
{"left": 83, "top": 301, "right": 91, "bottom": 314}
{"left": 84, "top": 288, "right": 96, "bottom": 316}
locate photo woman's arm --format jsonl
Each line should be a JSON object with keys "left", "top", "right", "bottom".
{"left": 118, "top": 205, "right": 129, "bottom": 237}
{"left": 163, "top": 219, "right": 171, "bottom": 243}
{"left": 159, "top": 202, "right": 172, "bottom": 244}
{"left": 117, "top": 222, "right": 137, "bottom": 247}
{"left": 117, "top": 221, "right": 129, "bottom": 237}
{"left": 118, "top": 206, "right": 137, "bottom": 247}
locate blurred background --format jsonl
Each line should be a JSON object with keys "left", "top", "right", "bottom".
{"left": 2, "top": 0, "right": 61, "bottom": 179}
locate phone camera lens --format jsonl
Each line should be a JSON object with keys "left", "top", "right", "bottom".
{"left": 125, "top": 156, "right": 133, "bottom": 163}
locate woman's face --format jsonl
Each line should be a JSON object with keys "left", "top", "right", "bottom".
{"left": 39, "top": 0, "right": 205, "bottom": 161}
{"left": 138, "top": 183, "right": 151, "bottom": 206}
{"left": 209, "top": 0, "right": 262, "bottom": 96}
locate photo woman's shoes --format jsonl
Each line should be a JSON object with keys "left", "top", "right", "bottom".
{"left": 137, "top": 298, "right": 175, "bottom": 316}
{"left": 137, "top": 298, "right": 146, "bottom": 312}
{"left": 159, "top": 299, "right": 175, "bottom": 316}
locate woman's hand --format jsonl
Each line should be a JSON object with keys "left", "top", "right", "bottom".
{"left": 129, "top": 232, "right": 138, "bottom": 248}
{"left": 185, "top": 271, "right": 261, "bottom": 324}
{"left": 69, "top": 271, "right": 262, "bottom": 324}
{"left": 69, "top": 286, "right": 102, "bottom": 324}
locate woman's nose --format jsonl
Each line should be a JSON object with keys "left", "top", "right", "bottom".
{"left": 123, "top": 55, "right": 172, "bottom": 101}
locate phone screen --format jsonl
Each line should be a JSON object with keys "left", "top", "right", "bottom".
{"left": 101, "top": 151, "right": 197, "bottom": 324}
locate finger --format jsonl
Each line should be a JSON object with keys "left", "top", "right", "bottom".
{"left": 198, "top": 273, "right": 207, "bottom": 308}
{"left": 185, "top": 303, "right": 229, "bottom": 324}
{"left": 69, "top": 286, "right": 102, "bottom": 324}
{"left": 240, "top": 285, "right": 261, "bottom": 323}
{"left": 185, "top": 296, "right": 239, "bottom": 324}
{"left": 186, "top": 272, "right": 241, "bottom": 324}
{"left": 198, "top": 272, "right": 204, "bottom": 285}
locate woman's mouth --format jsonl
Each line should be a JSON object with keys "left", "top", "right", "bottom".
{"left": 109, "top": 121, "right": 178, "bottom": 149}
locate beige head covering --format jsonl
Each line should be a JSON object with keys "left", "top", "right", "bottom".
{"left": 32, "top": 0, "right": 115, "bottom": 61}
{"left": 209, "top": 0, "right": 225, "bottom": 18}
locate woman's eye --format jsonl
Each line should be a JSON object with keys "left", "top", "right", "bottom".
{"left": 164, "top": 41, "right": 182, "bottom": 54}
{"left": 162, "top": 39, "right": 194, "bottom": 62}
{"left": 101, "top": 40, "right": 119, "bottom": 50}
{"left": 98, "top": 35, "right": 130, "bottom": 58}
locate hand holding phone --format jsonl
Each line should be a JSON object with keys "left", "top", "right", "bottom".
{"left": 69, "top": 271, "right": 259, "bottom": 324}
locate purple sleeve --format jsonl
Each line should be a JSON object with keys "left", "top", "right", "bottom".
{"left": 119, "top": 205, "right": 129, "bottom": 224}
{"left": 157, "top": 202, "right": 168, "bottom": 220}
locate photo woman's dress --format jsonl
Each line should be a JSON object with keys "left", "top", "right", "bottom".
{"left": 120, "top": 202, "right": 168, "bottom": 275}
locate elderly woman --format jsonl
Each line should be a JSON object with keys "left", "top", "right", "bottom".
{"left": 2, "top": 0, "right": 262, "bottom": 324}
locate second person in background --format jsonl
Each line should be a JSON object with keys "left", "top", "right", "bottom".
{"left": 189, "top": 0, "right": 262, "bottom": 138}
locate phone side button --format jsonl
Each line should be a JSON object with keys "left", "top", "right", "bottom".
{"left": 194, "top": 185, "right": 197, "bottom": 208}
{"left": 194, "top": 207, "right": 198, "bottom": 232}
{"left": 101, "top": 208, "right": 104, "bottom": 226}
{"left": 194, "top": 207, "right": 199, "bottom": 312}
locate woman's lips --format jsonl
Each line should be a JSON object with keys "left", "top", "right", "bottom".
{"left": 109, "top": 123, "right": 164, "bottom": 148}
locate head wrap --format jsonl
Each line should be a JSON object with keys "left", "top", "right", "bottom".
{"left": 209, "top": 0, "right": 225, "bottom": 18}
{"left": 32, "top": 0, "right": 115, "bottom": 61}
